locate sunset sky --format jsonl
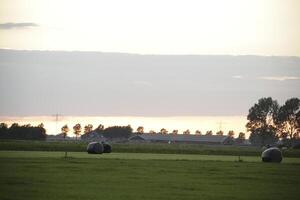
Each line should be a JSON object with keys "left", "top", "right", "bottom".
{"left": 0, "top": 0, "right": 300, "bottom": 56}
{"left": 0, "top": 0, "right": 299, "bottom": 135}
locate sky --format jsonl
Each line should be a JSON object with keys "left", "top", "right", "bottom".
{"left": 0, "top": 49, "right": 299, "bottom": 117}
{"left": 0, "top": 0, "right": 299, "bottom": 134}
{"left": 0, "top": 0, "right": 300, "bottom": 56}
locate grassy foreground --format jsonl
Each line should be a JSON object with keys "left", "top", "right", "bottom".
{"left": 1, "top": 151, "right": 300, "bottom": 200}
{"left": 1, "top": 139, "right": 300, "bottom": 157}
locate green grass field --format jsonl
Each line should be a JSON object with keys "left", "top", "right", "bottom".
{"left": 1, "top": 139, "right": 300, "bottom": 157}
{"left": 1, "top": 151, "right": 300, "bottom": 200}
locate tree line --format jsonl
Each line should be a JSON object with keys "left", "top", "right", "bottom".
{"left": 0, "top": 123, "right": 46, "bottom": 140}
{"left": 58, "top": 123, "right": 246, "bottom": 140}
{"left": 60, "top": 124, "right": 133, "bottom": 140}
{"left": 134, "top": 127, "right": 246, "bottom": 142}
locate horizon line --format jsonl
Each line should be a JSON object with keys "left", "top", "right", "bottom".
{"left": 1, "top": 48, "right": 300, "bottom": 58}
{"left": 0, "top": 115, "right": 247, "bottom": 118}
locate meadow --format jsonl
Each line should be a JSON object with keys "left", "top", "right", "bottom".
{"left": 1, "top": 139, "right": 300, "bottom": 157}
{"left": 1, "top": 151, "right": 300, "bottom": 200}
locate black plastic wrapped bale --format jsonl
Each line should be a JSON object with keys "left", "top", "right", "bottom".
{"left": 103, "top": 143, "right": 112, "bottom": 153}
{"left": 261, "top": 147, "right": 282, "bottom": 163}
{"left": 87, "top": 142, "right": 104, "bottom": 154}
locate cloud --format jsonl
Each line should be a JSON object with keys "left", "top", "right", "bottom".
{"left": 232, "top": 75, "right": 243, "bottom": 79}
{"left": 0, "top": 22, "right": 39, "bottom": 29}
{"left": 258, "top": 76, "right": 300, "bottom": 81}
{"left": 133, "top": 81, "right": 153, "bottom": 87}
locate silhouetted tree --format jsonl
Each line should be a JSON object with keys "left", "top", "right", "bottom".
{"left": 149, "top": 130, "right": 156, "bottom": 134}
{"left": 216, "top": 130, "right": 224, "bottom": 136}
{"left": 160, "top": 128, "right": 168, "bottom": 134}
{"left": 38, "top": 123, "right": 44, "bottom": 128}
{"left": 235, "top": 132, "right": 246, "bottom": 144}
{"left": 61, "top": 124, "right": 69, "bottom": 138}
{"left": 227, "top": 130, "right": 235, "bottom": 138}
{"left": 0, "top": 123, "right": 8, "bottom": 129}
{"left": 0, "top": 123, "right": 46, "bottom": 140}
{"left": 103, "top": 125, "right": 132, "bottom": 139}
{"left": 195, "top": 130, "right": 202, "bottom": 135}
{"left": 24, "top": 124, "right": 31, "bottom": 128}
{"left": 10, "top": 123, "right": 19, "bottom": 128}
{"left": 136, "top": 126, "right": 144, "bottom": 134}
{"left": 94, "top": 124, "right": 104, "bottom": 134}
{"left": 247, "top": 97, "right": 279, "bottom": 146}
{"left": 238, "top": 132, "right": 245, "bottom": 140}
{"left": 172, "top": 130, "right": 178, "bottom": 135}
{"left": 84, "top": 124, "right": 93, "bottom": 134}
{"left": 275, "top": 98, "right": 300, "bottom": 140}
{"left": 0, "top": 123, "right": 8, "bottom": 137}
{"left": 73, "top": 123, "right": 82, "bottom": 140}
{"left": 206, "top": 130, "right": 213, "bottom": 135}
{"left": 97, "top": 124, "right": 104, "bottom": 130}
{"left": 183, "top": 129, "right": 190, "bottom": 135}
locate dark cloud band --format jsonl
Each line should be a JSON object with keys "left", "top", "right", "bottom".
{"left": 0, "top": 22, "right": 39, "bottom": 29}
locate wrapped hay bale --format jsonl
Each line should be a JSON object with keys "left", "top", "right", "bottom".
{"left": 261, "top": 147, "right": 282, "bottom": 163}
{"left": 103, "top": 142, "right": 112, "bottom": 153}
{"left": 87, "top": 142, "right": 104, "bottom": 154}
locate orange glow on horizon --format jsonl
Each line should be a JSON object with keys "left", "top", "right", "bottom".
{"left": 0, "top": 115, "right": 248, "bottom": 138}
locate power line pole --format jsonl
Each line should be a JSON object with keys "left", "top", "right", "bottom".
{"left": 218, "top": 121, "right": 223, "bottom": 131}
{"left": 53, "top": 113, "right": 62, "bottom": 134}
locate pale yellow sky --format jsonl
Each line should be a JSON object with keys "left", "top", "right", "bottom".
{"left": 0, "top": 116, "right": 248, "bottom": 136}
{"left": 0, "top": 0, "right": 300, "bottom": 55}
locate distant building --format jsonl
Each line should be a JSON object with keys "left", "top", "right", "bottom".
{"left": 81, "top": 131, "right": 107, "bottom": 142}
{"left": 46, "top": 133, "right": 74, "bottom": 141}
{"left": 234, "top": 138, "right": 251, "bottom": 146}
{"left": 129, "top": 133, "right": 234, "bottom": 145}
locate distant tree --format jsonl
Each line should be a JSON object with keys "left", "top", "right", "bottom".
{"left": 247, "top": 97, "right": 279, "bottom": 146}
{"left": 172, "top": 130, "right": 178, "bottom": 135}
{"left": 84, "top": 124, "right": 93, "bottom": 134}
{"left": 1, "top": 123, "right": 46, "bottom": 140}
{"left": 73, "top": 123, "right": 82, "bottom": 140}
{"left": 0, "top": 123, "right": 9, "bottom": 137}
{"left": 183, "top": 129, "right": 190, "bottom": 135}
{"left": 103, "top": 125, "right": 133, "bottom": 139}
{"left": 61, "top": 124, "right": 69, "bottom": 138}
{"left": 38, "top": 123, "right": 44, "bottom": 128}
{"left": 24, "top": 124, "right": 32, "bottom": 128}
{"left": 94, "top": 124, "right": 104, "bottom": 134}
{"left": 0, "top": 123, "right": 8, "bottom": 131}
{"left": 160, "top": 128, "right": 168, "bottom": 134}
{"left": 227, "top": 130, "right": 235, "bottom": 138}
{"left": 149, "top": 130, "right": 156, "bottom": 134}
{"left": 216, "top": 130, "right": 224, "bottom": 136}
{"left": 61, "top": 124, "right": 70, "bottom": 158}
{"left": 97, "top": 124, "right": 104, "bottom": 130}
{"left": 10, "top": 123, "right": 19, "bottom": 128}
{"left": 235, "top": 132, "right": 246, "bottom": 144}
{"left": 238, "top": 132, "right": 246, "bottom": 140}
{"left": 206, "top": 130, "right": 213, "bottom": 135}
{"left": 275, "top": 98, "right": 300, "bottom": 140}
{"left": 195, "top": 130, "right": 202, "bottom": 135}
{"left": 136, "top": 126, "right": 144, "bottom": 134}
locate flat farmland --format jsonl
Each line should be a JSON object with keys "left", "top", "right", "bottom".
{"left": 0, "top": 151, "right": 300, "bottom": 200}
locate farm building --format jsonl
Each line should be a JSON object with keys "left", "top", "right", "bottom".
{"left": 46, "top": 133, "right": 73, "bottom": 141}
{"left": 129, "top": 134, "right": 234, "bottom": 145}
{"left": 81, "top": 131, "right": 107, "bottom": 142}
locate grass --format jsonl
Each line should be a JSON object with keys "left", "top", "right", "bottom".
{"left": 1, "top": 151, "right": 300, "bottom": 163}
{"left": 1, "top": 139, "right": 300, "bottom": 157}
{"left": 0, "top": 151, "right": 300, "bottom": 200}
